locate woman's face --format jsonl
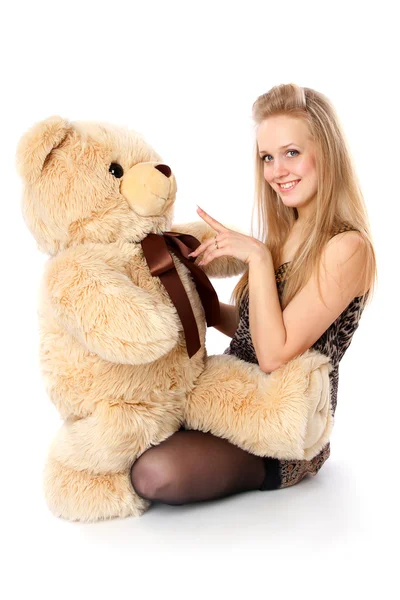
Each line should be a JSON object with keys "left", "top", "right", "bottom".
{"left": 256, "top": 115, "right": 318, "bottom": 219}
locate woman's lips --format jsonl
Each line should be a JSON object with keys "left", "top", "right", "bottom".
{"left": 278, "top": 179, "right": 301, "bottom": 193}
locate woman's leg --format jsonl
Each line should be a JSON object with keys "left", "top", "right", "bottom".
{"left": 130, "top": 429, "right": 267, "bottom": 505}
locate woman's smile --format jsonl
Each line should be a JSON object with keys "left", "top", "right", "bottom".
{"left": 277, "top": 179, "right": 301, "bottom": 192}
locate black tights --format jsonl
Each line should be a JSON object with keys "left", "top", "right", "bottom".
{"left": 130, "top": 429, "right": 268, "bottom": 505}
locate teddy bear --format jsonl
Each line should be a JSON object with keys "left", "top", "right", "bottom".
{"left": 16, "top": 116, "right": 334, "bottom": 523}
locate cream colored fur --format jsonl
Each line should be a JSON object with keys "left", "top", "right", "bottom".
{"left": 17, "top": 116, "right": 333, "bottom": 523}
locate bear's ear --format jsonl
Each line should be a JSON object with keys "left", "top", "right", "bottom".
{"left": 16, "top": 115, "right": 72, "bottom": 184}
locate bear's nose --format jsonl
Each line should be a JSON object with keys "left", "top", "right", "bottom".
{"left": 155, "top": 164, "right": 172, "bottom": 178}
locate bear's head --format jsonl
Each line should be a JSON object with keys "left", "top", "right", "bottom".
{"left": 16, "top": 116, "right": 178, "bottom": 256}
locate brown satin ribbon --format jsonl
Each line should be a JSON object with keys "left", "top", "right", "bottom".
{"left": 141, "top": 231, "right": 221, "bottom": 358}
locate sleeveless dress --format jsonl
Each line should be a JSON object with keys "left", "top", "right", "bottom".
{"left": 223, "top": 224, "right": 369, "bottom": 490}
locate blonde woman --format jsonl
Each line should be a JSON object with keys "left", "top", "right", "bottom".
{"left": 130, "top": 83, "right": 377, "bottom": 502}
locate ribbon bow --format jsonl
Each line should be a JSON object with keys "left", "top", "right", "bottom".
{"left": 141, "top": 231, "right": 221, "bottom": 358}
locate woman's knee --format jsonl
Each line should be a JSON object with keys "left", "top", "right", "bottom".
{"left": 130, "top": 452, "right": 177, "bottom": 500}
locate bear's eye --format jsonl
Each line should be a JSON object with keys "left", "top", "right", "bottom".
{"left": 109, "top": 163, "right": 124, "bottom": 178}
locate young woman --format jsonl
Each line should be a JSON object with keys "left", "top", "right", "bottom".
{"left": 130, "top": 83, "right": 377, "bottom": 503}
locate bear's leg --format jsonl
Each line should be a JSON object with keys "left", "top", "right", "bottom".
{"left": 183, "top": 352, "right": 333, "bottom": 461}
{"left": 43, "top": 401, "right": 182, "bottom": 522}
{"left": 43, "top": 454, "right": 149, "bottom": 523}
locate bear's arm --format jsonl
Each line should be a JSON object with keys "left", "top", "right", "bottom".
{"left": 170, "top": 221, "right": 247, "bottom": 278}
{"left": 42, "top": 252, "right": 181, "bottom": 365}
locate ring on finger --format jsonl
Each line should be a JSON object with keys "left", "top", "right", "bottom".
{"left": 214, "top": 236, "right": 219, "bottom": 250}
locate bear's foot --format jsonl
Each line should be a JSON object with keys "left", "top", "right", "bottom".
{"left": 43, "top": 456, "right": 150, "bottom": 523}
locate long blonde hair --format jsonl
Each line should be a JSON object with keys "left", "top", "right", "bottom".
{"left": 231, "top": 83, "right": 377, "bottom": 312}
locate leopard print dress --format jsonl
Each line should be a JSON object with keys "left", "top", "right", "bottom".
{"left": 223, "top": 224, "right": 369, "bottom": 490}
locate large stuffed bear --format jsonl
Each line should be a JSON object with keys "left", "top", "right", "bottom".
{"left": 16, "top": 117, "right": 333, "bottom": 522}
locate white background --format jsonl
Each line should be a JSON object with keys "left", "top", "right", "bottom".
{"left": 1, "top": 1, "right": 398, "bottom": 598}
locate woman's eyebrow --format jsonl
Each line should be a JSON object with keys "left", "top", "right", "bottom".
{"left": 258, "top": 142, "right": 300, "bottom": 154}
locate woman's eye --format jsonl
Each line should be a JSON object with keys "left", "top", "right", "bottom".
{"left": 262, "top": 149, "right": 299, "bottom": 162}
{"left": 109, "top": 163, "right": 124, "bottom": 178}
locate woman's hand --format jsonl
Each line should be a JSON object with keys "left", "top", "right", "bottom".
{"left": 188, "top": 206, "right": 269, "bottom": 266}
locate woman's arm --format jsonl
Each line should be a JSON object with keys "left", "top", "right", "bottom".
{"left": 248, "top": 252, "right": 286, "bottom": 372}
{"left": 248, "top": 231, "right": 367, "bottom": 373}
{"left": 186, "top": 207, "right": 367, "bottom": 373}
{"left": 213, "top": 302, "right": 240, "bottom": 338}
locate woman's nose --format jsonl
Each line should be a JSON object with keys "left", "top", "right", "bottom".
{"left": 273, "top": 159, "right": 289, "bottom": 179}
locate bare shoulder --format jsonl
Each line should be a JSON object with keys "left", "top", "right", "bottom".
{"left": 324, "top": 230, "right": 368, "bottom": 296}
{"left": 327, "top": 228, "right": 364, "bottom": 249}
